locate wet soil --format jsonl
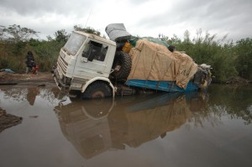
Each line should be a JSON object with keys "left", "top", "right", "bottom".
{"left": 0, "top": 72, "right": 54, "bottom": 86}
{"left": 0, "top": 107, "right": 22, "bottom": 133}
{"left": 225, "top": 76, "right": 251, "bottom": 84}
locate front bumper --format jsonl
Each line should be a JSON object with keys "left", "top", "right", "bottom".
{"left": 53, "top": 69, "right": 70, "bottom": 90}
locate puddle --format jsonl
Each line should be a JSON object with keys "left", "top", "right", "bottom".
{"left": 0, "top": 85, "right": 252, "bottom": 167}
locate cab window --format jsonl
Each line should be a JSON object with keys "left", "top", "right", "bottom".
{"left": 82, "top": 40, "right": 108, "bottom": 62}
{"left": 63, "top": 33, "right": 86, "bottom": 55}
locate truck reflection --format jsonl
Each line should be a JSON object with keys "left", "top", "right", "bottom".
{"left": 54, "top": 92, "right": 207, "bottom": 159}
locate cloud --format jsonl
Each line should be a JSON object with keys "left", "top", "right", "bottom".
{"left": 0, "top": 0, "right": 94, "bottom": 16}
{"left": 0, "top": 0, "right": 252, "bottom": 41}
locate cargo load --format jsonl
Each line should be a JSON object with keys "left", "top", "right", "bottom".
{"left": 128, "top": 39, "right": 198, "bottom": 89}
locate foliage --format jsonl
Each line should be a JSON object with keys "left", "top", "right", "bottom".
{"left": 234, "top": 38, "right": 252, "bottom": 80}
{"left": 170, "top": 29, "right": 239, "bottom": 82}
{"left": 0, "top": 26, "right": 65, "bottom": 72}
{"left": 29, "top": 39, "right": 65, "bottom": 72}
{"left": 74, "top": 25, "right": 101, "bottom": 36}
{"left": 54, "top": 29, "right": 69, "bottom": 43}
{"left": 28, "top": 29, "right": 70, "bottom": 72}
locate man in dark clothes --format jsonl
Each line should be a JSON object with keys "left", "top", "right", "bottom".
{"left": 168, "top": 45, "right": 176, "bottom": 52}
{"left": 25, "top": 51, "right": 36, "bottom": 74}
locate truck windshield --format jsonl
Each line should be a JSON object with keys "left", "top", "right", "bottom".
{"left": 63, "top": 32, "right": 86, "bottom": 55}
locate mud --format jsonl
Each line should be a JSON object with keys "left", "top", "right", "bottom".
{"left": 0, "top": 72, "right": 54, "bottom": 85}
{"left": 0, "top": 107, "right": 22, "bottom": 133}
{"left": 225, "top": 76, "right": 251, "bottom": 84}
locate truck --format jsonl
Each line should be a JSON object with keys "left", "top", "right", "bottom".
{"left": 53, "top": 23, "right": 212, "bottom": 99}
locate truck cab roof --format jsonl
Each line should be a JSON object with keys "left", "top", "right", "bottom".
{"left": 73, "top": 31, "right": 116, "bottom": 46}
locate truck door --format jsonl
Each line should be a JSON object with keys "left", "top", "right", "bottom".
{"left": 73, "top": 40, "right": 110, "bottom": 79}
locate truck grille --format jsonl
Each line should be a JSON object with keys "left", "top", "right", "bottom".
{"left": 57, "top": 55, "right": 68, "bottom": 75}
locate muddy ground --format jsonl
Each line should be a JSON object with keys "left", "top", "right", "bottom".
{"left": 0, "top": 108, "right": 22, "bottom": 133}
{"left": 0, "top": 72, "right": 55, "bottom": 132}
{"left": 0, "top": 72, "right": 54, "bottom": 85}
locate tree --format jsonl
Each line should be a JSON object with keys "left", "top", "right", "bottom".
{"left": 0, "top": 24, "right": 38, "bottom": 43}
{"left": 30, "top": 30, "right": 68, "bottom": 72}
{"left": 235, "top": 38, "right": 252, "bottom": 80}
{"left": 168, "top": 34, "right": 182, "bottom": 45}
{"left": 0, "top": 25, "right": 4, "bottom": 38}
{"left": 54, "top": 29, "right": 69, "bottom": 43}
{"left": 174, "top": 29, "right": 239, "bottom": 82}
{"left": 74, "top": 25, "right": 101, "bottom": 36}
{"left": 184, "top": 30, "right": 191, "bottom": 43}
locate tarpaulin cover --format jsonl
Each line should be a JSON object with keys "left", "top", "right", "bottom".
{"left": 129, "top": 36, "right": 169, "bottom": 48}
{"left": 105, "top": 23, "right": 131, "bottom": 41}
{"left": 127, "top": 39, "right": 198, "bottom": 89}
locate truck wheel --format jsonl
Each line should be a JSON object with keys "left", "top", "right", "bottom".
{"left": 111, "top": 51, "right": 131, "bottom": 80}
{"left": 82, "top": 82, "right": 112, "bottom": 99}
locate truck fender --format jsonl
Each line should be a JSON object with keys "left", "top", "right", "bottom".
{"left": 81, "top": 77, "right": 116, "bottom": 98}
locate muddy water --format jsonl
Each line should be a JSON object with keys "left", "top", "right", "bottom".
{"left": 0, "top": 84, "right": 252, "bottom": 167}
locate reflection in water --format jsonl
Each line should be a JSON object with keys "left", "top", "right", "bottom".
{"left": 26, "top": 87, "right": 40, "bottom": 105}
{"left": 54, "top": 92, "right": 209, "bottom": 159}
{"left": 0, "top": 86, "right": 61, "bottom": 105}
{"left": 208, "top": 85, "right": 252, "bottom": 124}
{"left": 0, "top": 86, "right": 62, "bottom": 131}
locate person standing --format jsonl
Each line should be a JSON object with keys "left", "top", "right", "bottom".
{"left": 168, "top": 45, "right": 176, "bottom": 52}
{"left": 25, "top": 51, "right": 35, "bottom": 74}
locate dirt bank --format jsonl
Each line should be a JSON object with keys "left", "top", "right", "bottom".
{"left": 0, "top": 107, "right": 22, "bottom": 133}
{"left": 0, "top": 72, "right": 55, "bottom": 86}
{"left": 225, "top": 76, "right": 251, "bottom": 84}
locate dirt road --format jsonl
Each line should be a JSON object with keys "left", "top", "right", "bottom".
{"left": 0, "top": 72, "right": 54, "bottom": 86}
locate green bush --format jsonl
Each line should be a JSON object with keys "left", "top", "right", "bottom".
{"left": 234, "top": 38, "right": 252, "bottom": 80}
{"left": 173, "top": 31, "right": 244, "bottom": 82}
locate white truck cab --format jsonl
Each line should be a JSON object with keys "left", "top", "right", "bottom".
{"left": 53, "top": 31, "right": 118, "bottom": 99}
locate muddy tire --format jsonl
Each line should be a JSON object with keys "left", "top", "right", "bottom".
{"left": 111, "top": 51, "right": 131, "bottom": 81}
{"left": 82, "top": 82, "right": 112, "bottom": 99}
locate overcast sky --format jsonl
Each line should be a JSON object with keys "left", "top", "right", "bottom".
{"left": 1, "top": 0, "right": 252, "bottom": 42}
